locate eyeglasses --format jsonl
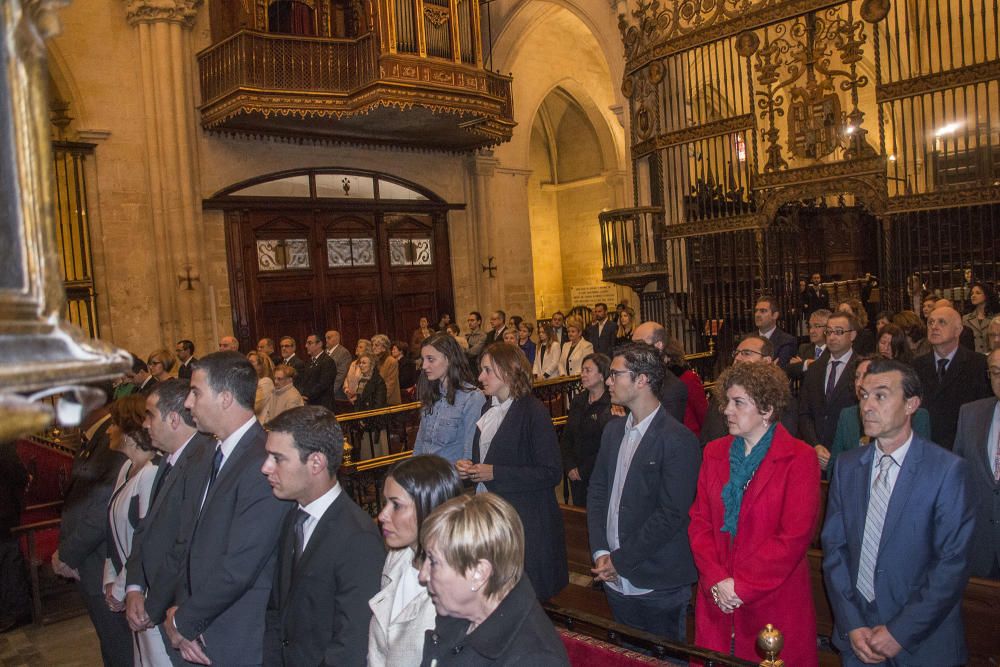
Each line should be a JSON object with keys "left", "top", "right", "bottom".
{"left": 825, "top": 328, "right": 853, "bottom": 336}
{"left": 607, "top": 369, "right": 634, "bottom": 382}
{"left": 280, "top": 344, "right": 293, "bottom": 348}
{"left": 733, "top": 348, "right": 765, "bottom": 359}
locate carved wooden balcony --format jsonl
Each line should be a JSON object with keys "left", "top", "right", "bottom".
{"left": 198, "top": 4, "right": 514, "bottom": 151}
{"left": 599, "top": 207, "right": 666, "bottom": 289}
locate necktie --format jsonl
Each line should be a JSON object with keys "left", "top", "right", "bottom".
{"left": 207, "top": 445, "right": 223, "bottom": 490}
{"left": 815, "top": 346, "right": 822, "bottom": 359}
{"left": 857, "top": 454, "right": 895, "bottom": 602}
{"left": 292, "top": 509, "right": 310, "bottom": 566}
{"left": 150, "top": 461, "right": 173, "bottom": 505}
{"left": 826, "top": 360, "right": 841, "bottom": 398}
{"left": 937, "top": 358, "right": 948, "bottom": 381}
{"left": 994, "top": 430, "right": 1000, "bottom": 482}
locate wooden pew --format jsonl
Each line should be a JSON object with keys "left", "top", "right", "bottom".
{"left": 561, "top": 503, "right": 1000, "bottom": 666}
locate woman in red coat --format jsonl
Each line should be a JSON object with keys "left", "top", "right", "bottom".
{"left": 688, "top": 362, "right": 820, "bottom": 666}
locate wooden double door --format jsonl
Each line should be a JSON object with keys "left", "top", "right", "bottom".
{"left": 224, "top": 206, "right": 454, "bottom": 352}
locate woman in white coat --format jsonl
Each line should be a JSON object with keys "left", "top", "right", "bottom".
{"left": 557, "top": 315, "right": 594, "bottom": 376}
{"left": 532, "top": 323, "right": 561, "bottom": 379}
{"left": 368, "top": 455, "right": 464, "bottom": 666}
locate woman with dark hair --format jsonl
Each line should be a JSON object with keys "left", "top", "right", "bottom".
{"left": 893, "top": 310, "right": 932, "bottom": 358}
{"left": 689, "top": 362, "right": 820, "bottom": 666}
{"left": 963, "top": 281, "right": 999, "bottom": 353}
{"left": 532, "top": 324, "right": 560, "bottom": 379}
{"left": 103, "top": 395, "right": 164, "bottom": 663}
{"left": 662, "top": 337, "right": 708, "bottom": 436}
{"left": 457, "top": 343, "right": 568, "bottom": 600}
{"left": 560, "top": 353, "right": 612, "bottom": 507}
{"left": 368, "top": 455, "right": 464, "bottom": 666}
{"left": 876, "top": 323, "right": 912, "bottom": 364}
{"left": 412, "top": 332, "right": 486, "bottom": 464}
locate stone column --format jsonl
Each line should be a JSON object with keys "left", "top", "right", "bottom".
{"left": 124, "top": 0, "right": 210, "bottom": 348}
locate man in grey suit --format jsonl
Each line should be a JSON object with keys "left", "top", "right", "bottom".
{"left": 262, "top": 406, "right": 385, "bottom": 665}
{"left": 324, "top": 329, "right": 353, "bottom": 403}
{"left": 162, "top": 352, "right": 291, "bottom": 665}
{"left": 953, "top": 348, "right": 1000, "bottom": 579}
{"left": 124, "top": 380, "right": 213, "bottom": 651}
{"left": 588, "top": 342, "right": 701, "bottom": 642}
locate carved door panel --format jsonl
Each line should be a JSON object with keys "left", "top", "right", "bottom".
{"left": 382, "top": 213, "right": 453, "bottom": 342}
{"left": 320, "top": 213, "right": 381, "bottom": 351}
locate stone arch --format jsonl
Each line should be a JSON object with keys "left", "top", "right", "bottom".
{"left": 46, "top": 42, "right": 88, "bottom": 135}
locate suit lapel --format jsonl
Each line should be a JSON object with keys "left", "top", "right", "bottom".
{"left": 976, "top": 400, "right": 999, "bottom": 484}
{"left": 201, "top": 422, "right": 261, "bottom": 512}
{"left": 482, "top": 399, "right": 521, "bottom": 465}
{"left": 278, "top": 512, "right": 295, "bottom": 609}
{"left": 878, "top": 437, "right": 925, "bottom": 551}
{"left": 852, "top": 444, "right": 876, "bottom": 546}
{"left": 740, "top": 432, "right": 787, "bottom": 510}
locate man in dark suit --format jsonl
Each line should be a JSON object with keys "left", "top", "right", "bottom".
{"left": 484, "top": 309, "right": 510, "bottom": 346}
{"left": 297, "top": 333, "right": 338, "bottom": 411}
{"left": 262, "top": 406, "right": 385, "bottom": 665}
{"left": 257, "top": 337, "right": 283, "bottom": 368}
{"left": 324, "top": 329, "right": 352, "bottom": 402}
{"left": 700, "top": 335, "right": 799, "bottom": 444}
{"left": 800, "top": 312, "right": 860, "bottom": 470}
{"left": 123, "top": 380, "right": 213, "bottom": 652}
{"left": 131, "top": 356, "right": 158, "bottom": 396}
{"left": 632, "top": 321, "right": 688, "bottom": 423}
{"left": 550, "top": 311, "right": 568, "bottom": 346}
{"left": 175, "top": 340, "right": 197, "bottom": 380}
{"left": 913, "top": 306, "right": 990, "bottom": 450}
{"left": 802, "top": 272, "right": 831, "bottom": 316}
{"left": 53, "top": 395, "right": 131, "bottom": 666}
{"left": 588, "top": 342, "right": 701, "bottom": 642}
{"left": 823, "top": 358, "right": 975, "bottom": 665}
{"left": 162, "top": 352, "right": 291, "bottom": 666}
{"left": 585, "top": 302, "right": 617, "bottom": 356}
{"left": 953, "top": 348, "right": 1000, "bottom": 579}
{"left": 278, "top": 336, "right": 306, "bottom": 374}
{"left": 754, "top": 295, "right": 797, "bottom": 368}
{"left": 787, "top": 308, "right": 830, "bottom": 382}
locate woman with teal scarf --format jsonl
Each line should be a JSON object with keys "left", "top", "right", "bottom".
{"left": 688, "top": 362, "right": 821, "bottom": 666}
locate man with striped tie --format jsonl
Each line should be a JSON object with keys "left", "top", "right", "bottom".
{"left": 822, "top": 358, "right": 976, "bottom": 666}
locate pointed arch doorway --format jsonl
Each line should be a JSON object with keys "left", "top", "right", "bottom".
{"left": 206, "top": 168, "right": 459, "bottom": 351}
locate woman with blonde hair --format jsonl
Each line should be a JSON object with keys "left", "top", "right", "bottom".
{"left": 146, "top": 350, "right": 176, "bottom": 383}
{"left": 557, "top": 314, "right": 594, "bottom": 376}
{"left": 247, "top": 351, "right": 275, "bottom": 417}
{"left": 344, "top": 338, "right": 372, "bottom": 401}
{"left": 615, "top": 306, "right": 636, "bottom": 346}
{"left": 532, "top": 323, "right": 561, "bottom": 379}
{"left": 418, "top": 493, "right": 569, "bottom": 665}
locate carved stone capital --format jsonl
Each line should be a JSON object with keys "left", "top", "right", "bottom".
{"left": 124, "top": 0, "right": 202, "bottom": 27}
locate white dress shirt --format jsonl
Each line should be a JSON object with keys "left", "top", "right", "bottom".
{"left": 594, "top": 406, "right": 661, "bottom": 596}
{"left": 298, "top": 483, "right": 342, "bottom": 551}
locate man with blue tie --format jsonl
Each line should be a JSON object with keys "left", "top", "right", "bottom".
{"left": 822, "top": 358, "right": 976, "bottom": 665}
{"left": 787, "top": 309, "right": 830, "bottom": 381}
{"left": 162, "top": 352, "right": 290, "bottom": 665}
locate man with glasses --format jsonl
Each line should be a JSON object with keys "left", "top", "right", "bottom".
{"left": 700, "top": 335, "right": 799, "bottom": 445}
{"left": 913, "top": 306, "right": 990, "bottom": 450}
{"left": 953, "top": 348, "right": 1000, "bottom": 579}
{"left": 133, "top": 356, "right": 158, "bottom": 395}
{"left": 260, "top": 366, "right": 304, "bottom": 424}
{"left": 278, "top": 336, "right": 306, "bottom": 374}
{"left": 787, "top": 309, "right": 831, "bottom": 381}
{"left": 588, "top": 342, "right": 701, "bottom": 644}
{"left": 175, "top": 340, "right": 196, "bottom": 380}
{"left": 800, "top": 312, "right": 860, "bottom": 469}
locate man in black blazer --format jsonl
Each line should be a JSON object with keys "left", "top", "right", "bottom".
{"left": 53, "top": 398, "right": 131, "bottom": 666}
{"left": 123, "top": 380, "right": 212, "bottom": 649}
{"left": 585, "top": 302, "right": 617, "bottom": 357}
{"left": 297, "top": 333, "right": 338, "bottom": 411}
{"left": 632, "top": 321, "right": 688, "bottom": 423}
{"left": 175, "top": 340, "right": 197, "bottom": 380}
{"left": 786, "top": 309, "right": 830, "bottom": 382}
{"left": 914, "top": 306, "right": 991, "bottom": 450}
{"left": 588, "top": 342, "right": 701, "bottom": 642}
{"left": 754, "top": 295, "right": 797, "bottom": 368}
{"left": 484, "top": 309, "right": 510, "bottom": 346}
{"left": 802, "top": 272, "right": 831, "bottom": 316}
{"left": 550, "top": 311, "right": 568, "bottom": 346}
{"left": 799, "top": 312, "right": 861, "bottom": 470}
{"left": 162, "top": 352, "right": 291, "bottom": 666}
{"left": 954, "top": 348, "right": 1000, "bottom": 579}
{"left": 262, "top": 406, "right": 385, "bottom": 665}
{"left": 131, "top": 356, "right": 158, "bottom": 396}
{"left": 278, "top": 336, "right": 307, "bottom": 374}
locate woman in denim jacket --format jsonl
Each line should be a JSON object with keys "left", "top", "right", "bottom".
{"left": 413, "top": 333, "right": 486, "bottom": 463}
